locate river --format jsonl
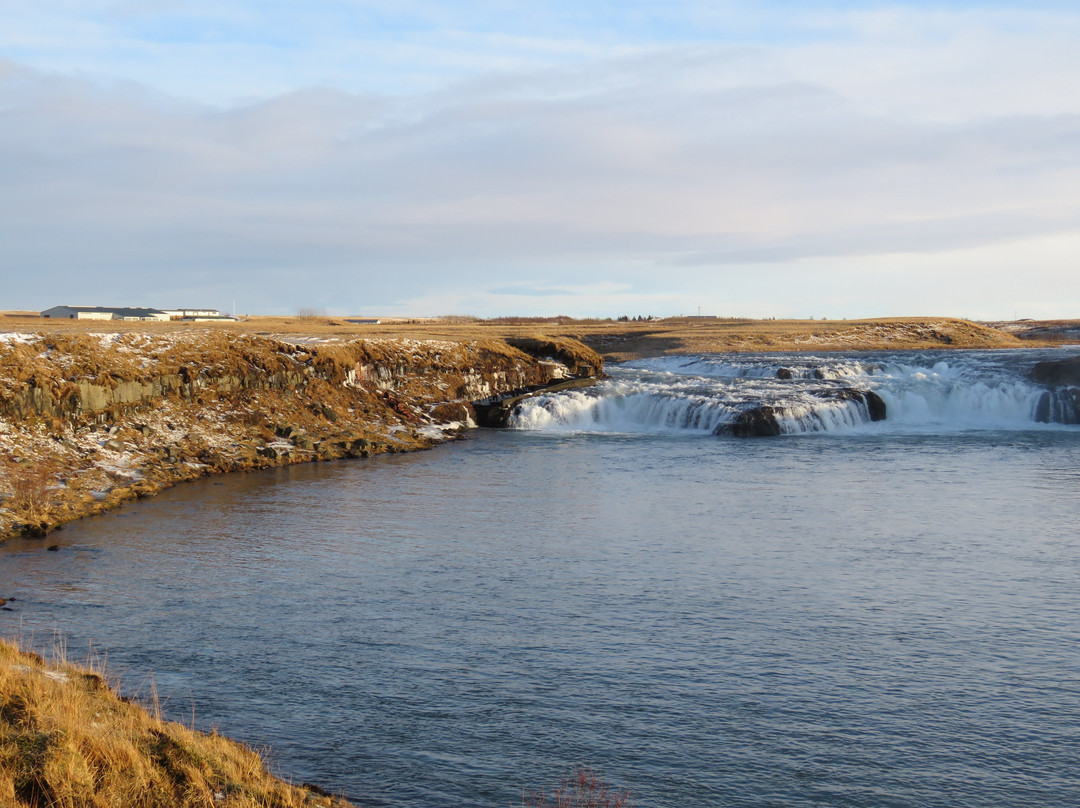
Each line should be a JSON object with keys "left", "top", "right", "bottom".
{"left": 3, "top": 348, "right": 1080, "bottom": 807}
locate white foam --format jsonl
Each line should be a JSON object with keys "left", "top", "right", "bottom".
{"left": 512, "top": 351, "right": 1080, "bottom": 436}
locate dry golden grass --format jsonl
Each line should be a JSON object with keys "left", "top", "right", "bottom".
{"left": 0, "top": 640, "right": 355, "bottom": 808}
{"left": 3, "top": 463, "right": 58, "bottom": 527}
{"left": 3, "top": 313, "right": 1058, "bottom": 362}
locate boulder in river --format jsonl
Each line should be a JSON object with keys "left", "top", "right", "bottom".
{"left": 715, "top": 388, "right": 887, "bottom": 438}
{"left": 828, "top": 389, "right": 887, "bottom": 422}
{"left": 1030, "top": 356, "right": 1080, "bottom": 387}
{"left": 1034, "top": 388, "right": 1080, "bottom": 424}
{"left": 714, "top": 405, "right": 784, "bottom": 437}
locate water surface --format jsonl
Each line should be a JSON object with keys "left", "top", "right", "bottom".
{"left": 3, "top": 349, "right": 1080, "bottom": 807}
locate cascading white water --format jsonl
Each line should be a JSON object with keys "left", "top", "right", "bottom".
{"left": 508, "top": 382, "right": 740, "bottom": 433}
{"left": 507, "top": 349, "right": 1080, "bottom": 436}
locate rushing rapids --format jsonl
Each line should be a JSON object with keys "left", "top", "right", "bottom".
{"left": 507, "top": 348, "right": 1080, "bottom": 436}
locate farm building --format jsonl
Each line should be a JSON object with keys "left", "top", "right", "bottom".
{"left": 41, "top": 306, "right": 171, "bottom": 321}
{"left": 161, "top": 308, "right": 222, "bottom": 318}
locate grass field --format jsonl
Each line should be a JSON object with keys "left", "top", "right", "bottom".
{"left": 5, "top": 313, "right": 1071, "bottom": 361}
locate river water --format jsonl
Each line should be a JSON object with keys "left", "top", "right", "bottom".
{"left": 3, "top": 348, "right": 1080, "bottom": 807}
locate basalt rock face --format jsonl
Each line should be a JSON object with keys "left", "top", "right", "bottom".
{"left": 504, "top": 337, "right": 605, "bottom": 379}
{"left": 0, "top": 335, "right": 600, "bottom": 423}
{"left": 0, "top": 332, "right": 603, "bottom": 538}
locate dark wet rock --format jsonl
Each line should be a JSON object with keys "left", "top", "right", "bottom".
{"left": 1034, "top": 388, "right": 1080, "bottom": 424}
{"left": 715, "top": 406, "right": 784, "bottom": 437}
{"left": 812, "top": 368, "right": 827, "bottom": 380}
{"left": 829, "top": 389, "right": 887, "bottom": 421}
{"left": 776, "top": 368, "right": 794, "bottom": 380}
{"left": 1030, "top": 356, "right": 1080, "bottom": 424}
{"left": 336, "top": 438, "right": 370, "bottom": 458}
{"left": 20, "top": 522, "right": 48, "bottom": 538}
{"left": 46, "top": 545, "right": 59, "bottom": 552}
{"left": 1030, "top": 356, "right": 1080, "bottom": 386}
{"left": 716, "top": 388, "right": 886, "bottom": 438}
{"left": 429, "top": 401, "right": 475, "bottom": 424}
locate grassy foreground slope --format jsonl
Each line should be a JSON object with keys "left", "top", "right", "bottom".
{"left": 0, "top": 640, "right": 355, "bottom": 808}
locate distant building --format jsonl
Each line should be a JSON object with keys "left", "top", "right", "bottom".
{"left": 162, "top": 308, "right": 238, "bottom": 322}
{"left": 344, "top": 318, "right": 382, "bottom": 325}
{"left": 161, "top": 308, "right": 222, "bottom": 319}
{"left": 41, "top": 306, "right": 171, "bottom": 321}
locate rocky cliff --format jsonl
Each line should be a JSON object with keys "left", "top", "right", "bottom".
{"left": 0, "top": 332, "right": 603, "bottom": 539}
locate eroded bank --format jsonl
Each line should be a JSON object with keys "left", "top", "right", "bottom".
{"left": 0, "top": 332, "right": 603, "bottom": 539}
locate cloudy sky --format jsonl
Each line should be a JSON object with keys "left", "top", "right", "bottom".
{"left": 2, "top": 1, "right": 1079, "bottom": 318}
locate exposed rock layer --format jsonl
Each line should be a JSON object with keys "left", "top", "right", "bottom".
{"left": 0, "top": 332, "right": 603, "bottom": 539}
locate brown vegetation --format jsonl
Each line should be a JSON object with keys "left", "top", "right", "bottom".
{"left": 2, "top": 461, "right": 59, "bottom": 536}
{"left": 0, "top": 640, "right": 355, "bottom": 808}
{"left": 4, "top": 313, "right": 1055, "bottom": 363}
{"left": 522, "top": 768, "right": 632, "bottom": 808}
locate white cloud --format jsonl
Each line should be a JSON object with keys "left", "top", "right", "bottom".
{"left": 1, "top": 5, "right": 1079, "bottom": 317}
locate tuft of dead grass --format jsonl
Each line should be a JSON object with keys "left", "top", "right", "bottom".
{"left": 522, "top": 768, "right": 632, "bottom": 808}
{"left": 0, "top": 640, "right": 356, "bottom": 808}
{"left": 2, "top": 460, "right": 62, "bottom": 535}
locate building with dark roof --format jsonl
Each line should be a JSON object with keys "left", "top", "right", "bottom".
{"left": 41, "top": 306, "right": 171, "bottom": 321}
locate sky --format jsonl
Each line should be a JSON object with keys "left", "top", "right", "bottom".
{"left": 2, "top": 1, "right": 1079, "bottom": 319}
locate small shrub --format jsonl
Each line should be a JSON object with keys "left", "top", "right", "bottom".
{"left": 5, "top": 463, "right": 58, "bottom": 526}
{"left": 523, "top": 768, "right": 632, "bottom": 808}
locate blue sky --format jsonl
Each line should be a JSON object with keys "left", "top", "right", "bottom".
{"left": 2, "top": 1, "right": 1079, "bottom": 318}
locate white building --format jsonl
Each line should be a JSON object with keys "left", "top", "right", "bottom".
{"left": 41, "top": 306, "right": 171, "bottom": 321}
{"left": 161, "top": 308, "right": 222, "bottom": 319}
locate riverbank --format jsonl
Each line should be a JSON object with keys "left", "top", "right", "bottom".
{"left": 0, "top": 639, "right": 356, "bottom": 807}
{"left": 0, "top": 332, "right": 602, "bottom": 540}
